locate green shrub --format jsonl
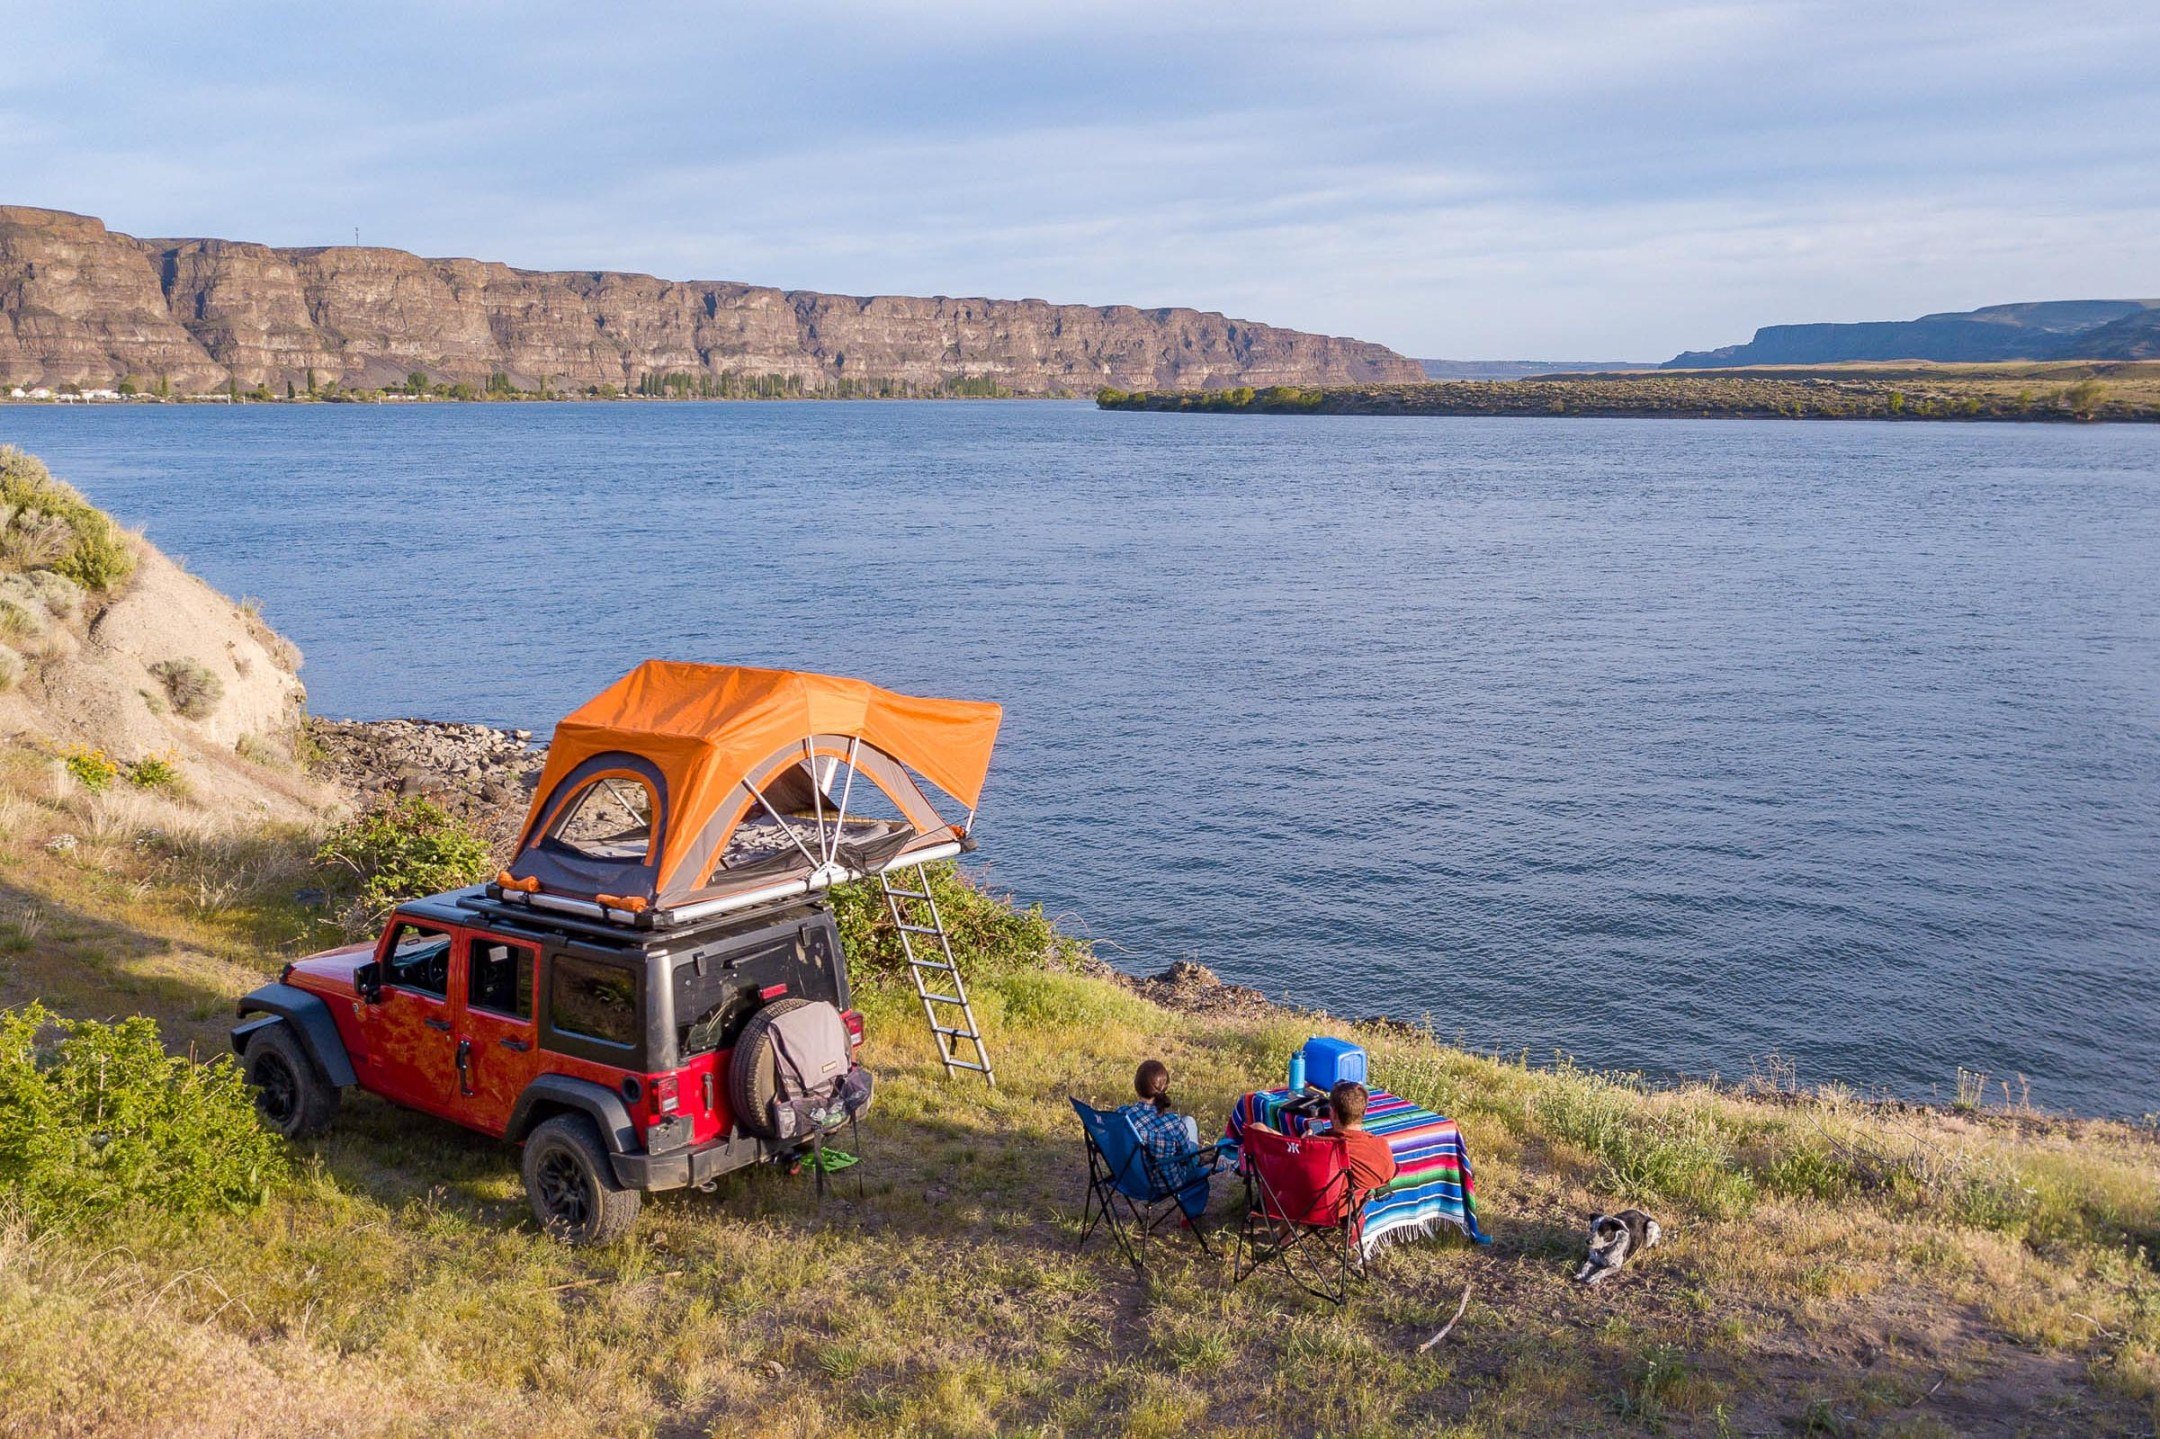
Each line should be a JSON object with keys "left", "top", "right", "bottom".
{"left": 2062, "top": 378, "right": 2107, "bottom": 420}
{"left": 829, "top": 862, "right": 1087, "bottom": 987}
{"left": 0, "top": 597, "right": 40, "bottom": 640}
{"left": 62, "top": 746, "right": 121, "bottom": 792}
{"left": 126, "top": 753, "right": 182, "bottom": 790}
{"left": 148, "top": 657, "right": 223, "bottom": 720}
{"left": 0, "top": 1002, "right": 284, "bottom": 1225}
{"left": 315, "top": 796, "right": 492, "bottom": 915}
{"left": 0, "top": 446, "right": 136, "bottom": 591}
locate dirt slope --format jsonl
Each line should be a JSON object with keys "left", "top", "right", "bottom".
{"left": 0, "top": 447, "right": 331, "bottom": 821}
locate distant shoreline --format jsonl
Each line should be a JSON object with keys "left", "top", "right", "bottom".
{"left": 1097, "top": 361, "right": 2160, "bottom": 423}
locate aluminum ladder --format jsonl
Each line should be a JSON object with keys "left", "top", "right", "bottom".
{"left": 879, "top": 869, "right": 994, "bottom": 1085}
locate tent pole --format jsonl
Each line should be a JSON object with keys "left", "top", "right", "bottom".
{"left": 829, "top": 737, "right": 861, "bottom": 866}
{"left": 806, "top": 739, "right": 827, "bottom": 863}
{"left": 740, "top": 780, "right": 825, "bottom": 871}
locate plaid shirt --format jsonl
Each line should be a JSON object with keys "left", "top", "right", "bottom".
{"left": 1117, "top": 1102, "right": 1212, "bottom": 1188}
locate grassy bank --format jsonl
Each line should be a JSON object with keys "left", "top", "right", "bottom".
{"left": 1098, "top": 361, "right": 2160, "bottom": 422}
{"left": 0, "top": 742, "right": 2157, "bottom": 1436}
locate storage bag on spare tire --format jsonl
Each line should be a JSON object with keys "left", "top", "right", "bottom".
{"left": 728, "top": 998, "right": 874, "bottom": 1141}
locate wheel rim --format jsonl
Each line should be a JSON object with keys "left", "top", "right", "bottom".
{"left": 253, "top": 1053, "right": 299, "bottom": 1127}
{"left": 536, "top": 1146, "right": 593, "bottom": 1231}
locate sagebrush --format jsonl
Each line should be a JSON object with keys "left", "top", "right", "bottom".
{"left": 0, "top": 446, "right": 136, "bottom": 591}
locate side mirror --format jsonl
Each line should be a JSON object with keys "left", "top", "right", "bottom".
{"left": 354, "top": 961, "right": 383, "bottom": 1003}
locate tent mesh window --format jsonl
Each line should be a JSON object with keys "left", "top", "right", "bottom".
{"left": 550, "top": 776, "right": 656, "bottom": 861}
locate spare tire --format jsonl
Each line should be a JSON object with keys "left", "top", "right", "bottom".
{"left": 727, "top": 996, "right": 811, "bottom": 1140}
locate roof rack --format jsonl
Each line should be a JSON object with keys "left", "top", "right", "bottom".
{"left": 482, "top": 839, "right": 965, "bottom": 932}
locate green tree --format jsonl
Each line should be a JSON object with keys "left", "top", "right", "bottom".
{"left": 406, "top": 370, "right": 428, "bottom": 394}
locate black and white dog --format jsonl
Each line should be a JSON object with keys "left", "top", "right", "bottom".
{"left": 1572, "top": 1209, "right": 1662, "bottom": 1284}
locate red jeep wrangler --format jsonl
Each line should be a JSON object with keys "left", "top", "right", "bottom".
{"left": 232, "top": 886, "right": 864, "bottom": 1244}
{"left": 233, "top": 660, "right": 1002, "bottom": 1244}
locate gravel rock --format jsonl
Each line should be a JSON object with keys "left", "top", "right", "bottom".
{"left": 308, "top": 717, "right": 545, "bottom": 852}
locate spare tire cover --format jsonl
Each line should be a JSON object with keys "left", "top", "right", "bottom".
{"left": 727, "top": 997, "right": 811, "bottom": 1140}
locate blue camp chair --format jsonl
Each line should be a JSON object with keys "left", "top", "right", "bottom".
{"left": 1071, "top": 1098, "right": 1228, "bottom": 1271}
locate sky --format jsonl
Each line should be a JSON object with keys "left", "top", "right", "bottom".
{"left": 3, "top": 2, "right": 2156, "bottom": 359}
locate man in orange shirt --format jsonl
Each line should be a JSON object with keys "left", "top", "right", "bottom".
{"left": 1327, "top": 1081, "right": 1397, "bottom": 1195}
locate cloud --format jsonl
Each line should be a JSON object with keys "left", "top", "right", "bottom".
{"left": 1, "top": 2, "right": 2154, "bottom": 356}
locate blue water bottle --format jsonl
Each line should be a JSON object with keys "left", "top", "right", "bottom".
{"left": 1287, "top": 1046, "right": 1306, "bottom": 1097}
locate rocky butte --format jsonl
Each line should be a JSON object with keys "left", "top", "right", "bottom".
{"left": 0, "top": 205, "right": 1423, "bottom": 396}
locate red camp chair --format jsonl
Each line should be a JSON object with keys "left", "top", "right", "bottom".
{"left": 1232, "top": 1126, "right": 1371, "bottom": 1304}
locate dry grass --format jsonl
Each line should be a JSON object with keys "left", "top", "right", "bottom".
{"left": 0, "top": 746, "right": 2155, "bottom": 1437}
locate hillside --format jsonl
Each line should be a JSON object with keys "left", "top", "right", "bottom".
{"left": 1, "top": 455, "right": 2157, "bottom": 1435}
{"left": 0, "top": 445, "right": 328, "bottom": 825}
{"left": 0, "top": 206, "right": 1423, "bottom": 398}
{"left": 1666, "top": 299, "right": 2160, "bottom": 368}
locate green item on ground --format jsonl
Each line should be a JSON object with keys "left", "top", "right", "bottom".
{"left": 808, "top": 1147, "right": 859, "bottom": 1173}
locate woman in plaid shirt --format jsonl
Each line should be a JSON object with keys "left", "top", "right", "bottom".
{"left": 1116, "top": 1059, "right": 1223, "bottom": 1189}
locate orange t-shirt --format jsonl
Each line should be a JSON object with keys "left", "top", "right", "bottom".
{"left": 1336, "top": 1128, "right": 1397, "bottom": 1192}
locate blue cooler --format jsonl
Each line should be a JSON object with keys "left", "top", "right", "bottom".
{"left": 1300, "top": 1037, "right": 1368, "bottom": 1090}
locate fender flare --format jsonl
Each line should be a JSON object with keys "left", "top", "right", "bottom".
{"left": 505, "top": 1073, "right": 639, "bottom": 1156}
{"left": 232, "top": 983, "right": 358, "bottom": 1088}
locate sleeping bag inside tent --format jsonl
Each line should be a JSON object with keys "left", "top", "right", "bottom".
{"left": 493, "top": 661, "right": 1002, "bottom": 925}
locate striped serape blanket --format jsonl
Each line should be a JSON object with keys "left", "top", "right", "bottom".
{"left": 1225, "top": 1087, "right": 1490, "bottom": 1250}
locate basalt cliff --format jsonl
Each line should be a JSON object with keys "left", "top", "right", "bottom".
{"left": 0, "top": 205, "right": 1421, "bottom": 396}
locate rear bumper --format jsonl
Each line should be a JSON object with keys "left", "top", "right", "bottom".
{"left": 607, "top": 1130, "right": 772, "bottom": 1192}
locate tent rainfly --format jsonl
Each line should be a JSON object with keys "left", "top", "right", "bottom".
{"left": 492, "top": 661, "right": 1002, "bottom": 926}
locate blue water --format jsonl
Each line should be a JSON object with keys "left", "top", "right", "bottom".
{"left": 4, "top": 402, "right": 2156, "bottom": 1115}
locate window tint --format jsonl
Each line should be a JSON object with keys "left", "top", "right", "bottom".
{"left": 468, "top": 940, "right": 534, "bottom": 1020}
{"left": 549, "top": 954, "right": 637, "bottom": 1048}
{"left": 550, "top": 776, "right": 655, "bottom": 861}
{"left": 383, "top": 923, "right": 452, "bottom": 998}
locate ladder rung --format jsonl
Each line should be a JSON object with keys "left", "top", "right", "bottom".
{"left": 940, "top": 1060, "right": 994, "bottom": 1074}
{"left": 919, "top": 992, "right": 968, "bottom": 1006}
{"left": 909, "top": 958, "right": 955, "bottom": 972}
{"left": 896, "top": 922, "right": 944, "bottom": 936}
{"left": 930, "top": 1024, "right": 982, "bottom": 1038}
{"left": 882, "top": 887, "right": 931, "bottom": 900}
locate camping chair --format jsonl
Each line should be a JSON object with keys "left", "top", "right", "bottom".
{"left": 1071, "top": 1098, "right": 1229, "bottom": 1271}
{"left": 1232, "top": 1125, "right": 1371, "bottom": 1304}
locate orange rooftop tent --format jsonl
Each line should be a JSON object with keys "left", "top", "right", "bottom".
{"left": 493, "top": 661, "right": 1002, "bottom": 927}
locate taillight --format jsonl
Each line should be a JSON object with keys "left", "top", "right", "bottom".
{"left": 842, "top": 1009, "right": 865, "bottom": 1047}
{"left": 759, "top": 982, "right": 789, "bottom": 1001}
{"left": 651, "top": 1074, "right": 680, "bottom": 1116}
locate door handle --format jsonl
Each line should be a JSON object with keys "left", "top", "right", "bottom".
{"left": 498, "top": 1037, "right": 530, "bottom": 1052}
{"left": 455, "top": 1037, "right": 474, "bottom": 1096}
{"left": 424, "top": 1016, "right": 452, "bottom": 1032}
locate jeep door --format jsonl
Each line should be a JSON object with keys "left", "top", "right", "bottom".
{"left": 365, "top": 920, "right": 464, "bottom": 1118}
{"left": 454, "top": 935, "right": 543, "bottom": 1136}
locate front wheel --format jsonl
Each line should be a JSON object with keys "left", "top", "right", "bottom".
{"left": 522, "top": 1114, "right": 641, "bottom": 1245}
{"left": 243, "top": 1023, "right": 341, "bottom": 1138}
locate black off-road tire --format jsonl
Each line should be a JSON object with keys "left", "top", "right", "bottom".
{"left": 727, "top": 996, "right": 811, "bottom": 1140}
{"left": 521, "top": 1113, "right": 641, "bottom": 1246}
{"left": 243, "top": 1022, "right": 341, "bottom": 1139}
